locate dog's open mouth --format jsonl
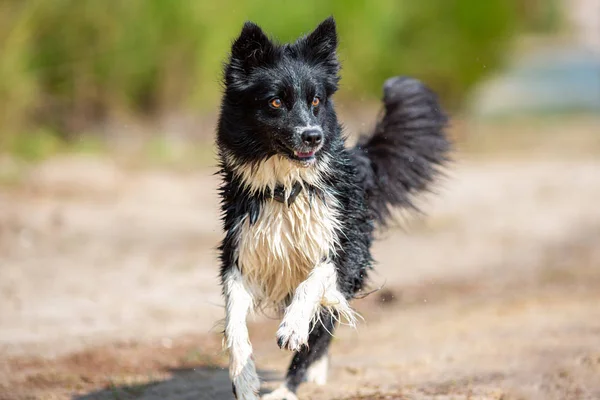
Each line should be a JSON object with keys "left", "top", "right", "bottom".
{"left": 294, "top": 150, "right": 316, "bottom": 159}
{"left": 292, "top": 150, "right": 318, "bottom": 166}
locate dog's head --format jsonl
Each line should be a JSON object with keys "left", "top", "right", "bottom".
{"left": 218, "top": 17, "right": 340, "bottom": 168}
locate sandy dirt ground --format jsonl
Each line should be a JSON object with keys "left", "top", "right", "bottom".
{"left": 1, "top": 150, "right": 600, "bottom": 400}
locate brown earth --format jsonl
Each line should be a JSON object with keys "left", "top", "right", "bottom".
{"left": 1, "top": 150, "right": 600, "bottom": 399}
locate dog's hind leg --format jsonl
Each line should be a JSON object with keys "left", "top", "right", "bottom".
{"left": 262, "top": 310, "right": 336, "bottom": 399}
{"left": 289, "top": 309, "right": 336, "bottom": 388}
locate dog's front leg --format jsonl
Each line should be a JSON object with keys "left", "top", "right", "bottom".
{"left": 277, "top": 261, "right": 351, "bottom": 352}
{"left": 225, "top": 268, "right": 260, "bottom": 400}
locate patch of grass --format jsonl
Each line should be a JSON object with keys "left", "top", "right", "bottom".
{"left": 70, "top": 135, "right": 109, "bottom": 155}
{"left": 1, "top": 129, "right": 216, "bottom": 175}
{"left": 3, "top": 129, "right": 109, "bottom": 162}
{"left": 7, "top": 129, "right": 63, "bottom": 161}
{"left": 135, "top": 136, "right": 216, "bottom": 169}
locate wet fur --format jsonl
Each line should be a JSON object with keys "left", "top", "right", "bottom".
{"left": 216, "top": 17, "right": 450, "bottom": 400}
{"left": 236, "top": 162, "right": 341, "bottom": 307}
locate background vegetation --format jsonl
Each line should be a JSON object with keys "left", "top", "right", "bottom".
{"left": 0, "top": 0, "right": 557, "bottom": 150}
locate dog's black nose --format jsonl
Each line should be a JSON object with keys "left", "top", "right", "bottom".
{"left": 301, "top": 130, "right": 323, "bottom": 146}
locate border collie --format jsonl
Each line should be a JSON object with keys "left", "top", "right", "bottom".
{"left": 216, "top": 17, "right": 450, "bottom": 400}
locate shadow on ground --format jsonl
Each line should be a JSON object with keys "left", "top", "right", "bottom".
{"left": 74, "top": 366, "right": 279, "bottom": 400}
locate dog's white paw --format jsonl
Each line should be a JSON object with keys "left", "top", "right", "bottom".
{"left": 231, "top": 357, "right": 260, "bottom": 400}
{"left": 276, "top": 319, "right": 309, "bottom": 352}
{"left": 261, "top": 386, "right": 298, "bottom": 400}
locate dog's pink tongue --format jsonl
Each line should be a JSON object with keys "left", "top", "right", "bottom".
{"left": 296, "top": 151, "right": 314, "bottom": 158}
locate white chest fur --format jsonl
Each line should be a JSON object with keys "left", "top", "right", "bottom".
{"left": 237, "top": 189, "right": 340, "bottom": 307}
{"left": 230, "top": 155, "right": 340, "bottom": 307}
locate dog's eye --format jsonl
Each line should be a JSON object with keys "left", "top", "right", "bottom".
{"left": 312, "top": 97, "right": 320, "bottom": 107}
{"left": 269, "top": 98, "right": 282, "bottom": 109}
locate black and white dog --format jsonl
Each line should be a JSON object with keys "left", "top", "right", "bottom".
{"left": 216, "top": 17, "right": 450, "bottom": 400}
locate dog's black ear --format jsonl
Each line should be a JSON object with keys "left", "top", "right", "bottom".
{"left": 306, "top": 17, "right": 338, "bottom": 54}
{"left": 300, "top": 17, "right": 339, "bottom": 74}
{"left": 228, "top": 22, "right": 275, "bottom": 80}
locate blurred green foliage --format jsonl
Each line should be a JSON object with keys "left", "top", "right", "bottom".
{"left": 0, "top": 0, "right": 553, "bottom": 146}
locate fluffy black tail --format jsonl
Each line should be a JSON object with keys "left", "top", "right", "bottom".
{"left": 350, "top": 76, "right": 451, "bottom": 227}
